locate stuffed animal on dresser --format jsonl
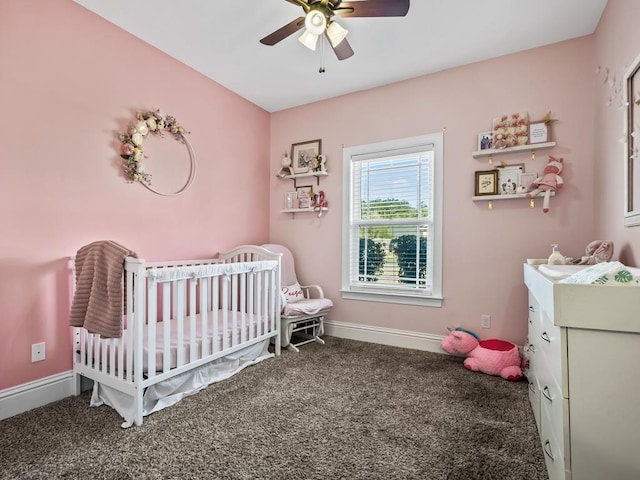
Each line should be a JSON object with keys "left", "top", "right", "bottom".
{"left": 526, "top": 156, "right": 564, "bottom": 213}
{"left": 441, "top": 328, "right": 523, "bottom": 381}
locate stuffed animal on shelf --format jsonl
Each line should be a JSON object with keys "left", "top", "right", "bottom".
{"left": 441, "top": 328, "right": 523, "bottom": 381}
{"left": 526, "top": 156, "right": 564, "bottom": 213}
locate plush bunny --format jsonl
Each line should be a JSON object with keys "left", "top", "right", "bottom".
{"left": 526, "top": 156, "right": 564, "bottom": 213}
{"left": 441, "top": 328, "right": 523, "bottom": 381}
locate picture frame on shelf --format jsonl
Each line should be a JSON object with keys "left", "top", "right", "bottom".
{"left": 520, "top": 172, "right": 538, "bottom": 192}
{"left": 296, "top": 185, "right": 313, "bottom": 208}
{"left": 475, "top": 170, "right": 499, "bottom": 196}
{"left": 284, "top": 191, "right": 297, "bottom": 209}
{"left": 497, "top": 164, "right": 524, "bottom": 195}
{"left": 529, "top": 122, "right": 549, "bottom": 144}
{"left": 478, "top": 131, "right": 493, "bottom": 151}
{"left": 290, "top": 139, "right": 322, "bottom": 174}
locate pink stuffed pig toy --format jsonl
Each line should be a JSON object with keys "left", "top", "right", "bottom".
{"left": 441, "top": 329, "right": 523, "bottom": 381}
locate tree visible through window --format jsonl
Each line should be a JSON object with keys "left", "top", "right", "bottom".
{"left": 342, "top": 134, "right": 443, "bottom": 306}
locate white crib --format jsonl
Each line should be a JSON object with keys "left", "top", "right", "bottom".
{"left": 71, "top": 245, "right": 281, "bottom": 427}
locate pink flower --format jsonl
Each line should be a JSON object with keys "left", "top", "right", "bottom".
{"left": 121, "top": 143, "right": 134, "bottom": 155}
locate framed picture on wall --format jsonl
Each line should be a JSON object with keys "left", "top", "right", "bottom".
{"left": 284, "top": 191, "right": 297, "bottom": 209}
{"left": 497, "top": 164, "right": 524, "bottom": 195}
{"left": 520, "top": 172, "right": 538, "bottom": 192}
{"left": 290, "top": 139, "right": 321, "bottom": 174}
{"left": 296, "top": 185, "right": 313, "bottom": 208}
{"left": 477, "top": 131, "right": 493, "bottom": 151}
{"left": 475, "top": 170, "right": 499, "bottom": 196}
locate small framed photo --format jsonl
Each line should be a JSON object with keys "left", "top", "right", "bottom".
{"left": 520, "top": 172, "right": 538, "bottom": 192}
{"left": 475, "top": 170, "right": 499, "bottom": 196}
{"left": 296, "top": 185, "right": 313, "bottom": 208}
{"left": 497, "top": 164, "right": 524, "bottom": 195}
{"left": 284, "top": 191, "right": 297, "bottom": 209}
{"left": 290, "top": 139, "right": 321, "bottom": 174}
{"left": 478, "top": 131, "right": 493, "bottom": 151}
{"left": 529, "top": 122, "right": 549, "bottom": 144}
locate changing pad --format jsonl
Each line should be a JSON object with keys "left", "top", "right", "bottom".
{"left": 557, "top": 261, "right": 640, "bottom": 285}
{"left": 538, "top": 264, "right": 588, "bottom": 279}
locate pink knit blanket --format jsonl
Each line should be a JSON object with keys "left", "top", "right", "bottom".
{"left": 69, "top": 241, "right": 137, "bottom": 338}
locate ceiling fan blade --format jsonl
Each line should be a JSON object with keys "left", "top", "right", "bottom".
{"left": 336, "top": 0, "right": 410, "bottom": 18}
{"left": 329, "top": 36, "right": 354, "bottom": 60}
{"left": 260, "top": 17, "right": 306, "bottom": 46}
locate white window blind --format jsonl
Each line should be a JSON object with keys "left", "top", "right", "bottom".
{"left": 342, "top": 133, "right": 443, "bottom": 306}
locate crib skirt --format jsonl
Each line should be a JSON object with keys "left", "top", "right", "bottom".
{"left": 91, "top": 340, "right": 270, "bottom": 428}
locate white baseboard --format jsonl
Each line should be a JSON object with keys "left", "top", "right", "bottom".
{"left": 325, "top": 320, "right": 446, "bottom": 354}
{"left": 0, "top": 371, "right": 76, "bottom": 421}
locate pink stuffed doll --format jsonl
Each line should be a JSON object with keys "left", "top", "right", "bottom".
{"left": 441, "top": 328, "right": 523, "bottom": 381}
{"left": 526, "top": 156, "right": 564, "bottom": 213}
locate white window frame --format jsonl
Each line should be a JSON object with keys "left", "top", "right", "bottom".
{"left": 341, "top": 133, "right": 443, "bottom": 307}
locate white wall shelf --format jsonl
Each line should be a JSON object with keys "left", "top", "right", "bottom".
{"left": 277, "top": 170, "right": 328, "bottom": 188}
{"left": 472, "top": 141, "right": 556, "bottom": 159}
{"left": 472, "top": 192, "right": 555, "bottom": 209}
{"left": 280, "top": 207, "right": 328, "bottom": 218}
{"left": 278, "top": 169, "right": 329, "bottom": 217}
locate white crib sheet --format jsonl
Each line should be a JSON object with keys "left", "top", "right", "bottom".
{"left": 123, "top": 310, "right": 270, "bottom": 373}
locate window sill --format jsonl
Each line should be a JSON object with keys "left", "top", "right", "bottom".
{"left": 340, "top": 289, "right": 443, "bottom": 307}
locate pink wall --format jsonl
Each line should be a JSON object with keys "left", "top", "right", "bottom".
{"left": 0, "top": 0, "right": 270, "bottom": 389}
{"left": 593, "top": 1, "right": 640, "bottom": 264}
{"left": 270, "top": 37, "right": 597, "bottom": 345}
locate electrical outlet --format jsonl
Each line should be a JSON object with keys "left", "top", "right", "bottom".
{"left": 481, "top": 314, "right": 491, "bottom": 329}
{"left": 31, "top": 342, "right": 46, "bottom": 362}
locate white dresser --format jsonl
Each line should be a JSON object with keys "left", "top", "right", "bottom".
{"left": 524, "top": 264, "right": 640, "bottom": 480}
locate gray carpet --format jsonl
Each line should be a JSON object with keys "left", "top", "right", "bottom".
{"left": 0, "top": 337, "right": 548, "bottom": 480}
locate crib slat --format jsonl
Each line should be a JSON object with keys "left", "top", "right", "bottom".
{"left": 213, "top": 276, "right": 219, "bottom": 353}
{"left": 176, "top": 279, "right": 185, "bottom": 368}
{"left": 147, "top": 280, "right": 157, "bottom": 378}
{"left": 162, "top": 282, "right": 171, "bottom": 373}
{"left": 240, "top": 273, "right": 247, "bottom": 344}
{"left": 222, "top": 275, "right": 229, "bottom": 350}
{"left": 200, "top": 277, "right": 209, "bottom": 358}
{"left": 189, "top": 279, "right": 197, "bottom": 363}
{"left": 256, "top": 272, "right": 263, "bottom": 338}
{"left": 231, "top": 273, "right": 238, "bottom": 347}
{"left": 248, "top": 272, "right": 255, "bottom": 340}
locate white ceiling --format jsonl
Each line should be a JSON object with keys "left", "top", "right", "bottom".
{"left": 72, "top": 0, "right": 608, "bottom": 112}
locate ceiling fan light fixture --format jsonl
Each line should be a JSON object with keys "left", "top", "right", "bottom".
{"left": 305, "top": 10, "right": 327, "bottom": 36}
{"left": 326, "top": 21, "right": 348, "bottom": 47}
{"left": 298, "top": 29, "right": 319, "bottom": 51}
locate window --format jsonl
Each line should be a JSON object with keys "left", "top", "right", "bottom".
{"left": 342, "top": 133, "right": 443, "bottom": 307}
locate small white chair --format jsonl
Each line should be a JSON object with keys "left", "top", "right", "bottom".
{"left": 261, "top": 244, "right": 333, "bottom": 352}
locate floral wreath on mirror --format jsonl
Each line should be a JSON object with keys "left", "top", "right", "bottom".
{"left": 119, "top": 110, "right": 190, "bottom": 186}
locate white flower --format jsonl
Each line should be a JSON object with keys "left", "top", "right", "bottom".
{"left": 131, "top": 132, "right": 144, "bottom": 147}
{"left": 135, "top": 121, "right": 149, "bottom": 135}
{"left": 146, "top": 117, "right": 157, "bottom": 131}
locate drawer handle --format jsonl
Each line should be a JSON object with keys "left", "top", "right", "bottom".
{"left": 543, "top": 386, "right": 552, "bottom": 402}
{"left": 543, "top": 440, "right": 555, "bottom": 461}
{"left": 541, "top": 332, "right": 551, "bottom": 343}
{"left": 529, "top": 381, "right": 536, "bottom": 393}
{"left": 529, "top": 306, "right": 535, "bottom": 312}
{"left": 528, "top": 344, "right": 536, "bottom": 353}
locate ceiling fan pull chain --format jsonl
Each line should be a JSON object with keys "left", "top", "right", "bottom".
{"left": 319, "top": 35, "right": 326, "bottom": 73}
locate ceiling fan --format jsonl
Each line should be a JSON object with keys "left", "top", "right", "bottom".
{"left": 260, "top": 0, "right": 410, "bottom": 61}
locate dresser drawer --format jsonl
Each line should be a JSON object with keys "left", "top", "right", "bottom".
{"left": 541, "top": 404, "right": 567, "bottom": 480}
{"left": 527, "top": 374, "right": 541, "bottom": 432}
{"left": 537, "top": 356, "right": 567, "bottom": 453}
